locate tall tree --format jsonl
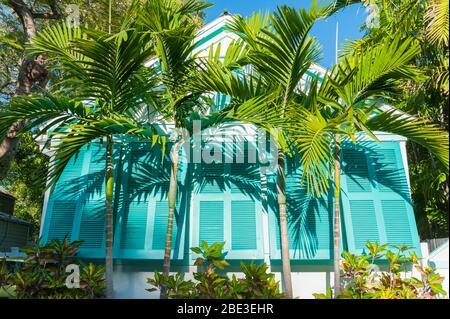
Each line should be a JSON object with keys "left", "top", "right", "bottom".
{"left": 0, "top": 23, "right": 159, "bottom": 298}
{"left": 0, "top": 0, "right": 61, "bottom": 179}
{"left": 288, "top": 36, "right": 448, "bottom": 295}
{"left": 0, "top": 0, "right": 134, "bottom": 180}
{"left": 0, "top": 0, "right": 136, "bottom": 241}
{"left": 192, "top": 5, "right": 449, "bottom": 297}
{"left": 339, "top": 0, "right": 449, "bottom": 238}
{"left": 129, "top": 0, "right": 212, "bottom": 298}
{"left": 225, "top": 5, "right": 328, "bottom": 298}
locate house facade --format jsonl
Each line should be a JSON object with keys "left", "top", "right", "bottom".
{"left": 39, "top": 15, "right": 422, "bottom": 298}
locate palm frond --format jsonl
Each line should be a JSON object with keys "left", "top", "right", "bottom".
{"left": 47, "top": 114, "right": 163, "bottom": 189}
{"left": 30, "top": 24, "right": 155, "bottom": 113}
{"left": 29, "top": 21, "right": 87, "bottom": 65}
{"left": 251, "top": 5, "right": 324, "bottom": 101}
{"left": 288, "top": 109, "right": 335, "bottom": 197}
{"left": 328, "top": 36, "right": 424, "bottom": 107}
{"left": 426, "top": 0, "right": 449, "bottom": 46}
{"left": 227, "top": 11, "right": 271, "bottom": 50}
{"left": 366, "top": 108, "right": 449, "bottom": 167}
{"left": 0, "top": 95, "right": 89, "bottom": 140}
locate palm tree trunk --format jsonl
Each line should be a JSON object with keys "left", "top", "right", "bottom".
{"left": 277, "top": 149, "right": 293, "bottom": 299}
{"left": 333, "top": 135, "right": 341, "bottom": 297}
{"left": 160, "top": 140, "right": 180, "bottom": 298}
{"left": 105, "top": 135, "right": 114, "bottom": 298}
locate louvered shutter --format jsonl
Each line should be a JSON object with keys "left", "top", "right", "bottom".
{"left": 212, "top": 93, "right": 232, "bottom": 112}
{"left": 193, "top": 140, "right": 263, "bottom": 259}
{"left": 341, "top": 141, "right": 421, "bottom": 255}
{"left": 46, "top": 201, "right": 78, "bottom": 242}
{"left": 118, "top": 143, "right": 151, "bottom": 253}
{"left": 268, "top": 156, "right": 332, "bottom": 260}
{"left": 78, "top": 144, "right": 106, "bottom": 250}
{"left": 199, "top": 201, "right": 224, "bottom": 245}
{"left": 43, "top": 147, "right": 89, "bottom": 243}
{"left": 194, "top": 142, "right": 226, "bottom": 248}
{"left": 373, "top": 143, "right": 417, "bottom": 249}
{"left": 115, "top": 141, "right": 184, "bottom": 259}
{"left": 120, "top": 200, "right": 147, "bottom": 250}
{"left": 231, "top": 200, "right": 257, "bottom": 250}
{"left": 348, "top": 200, "right": 379, "bottom": 249}
{"left": 152, "top": 200, "right": 178, "bottom": 250}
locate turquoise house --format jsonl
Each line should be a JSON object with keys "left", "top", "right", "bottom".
{"left": 39, "top": 15, "right": 421, "bottom": 298}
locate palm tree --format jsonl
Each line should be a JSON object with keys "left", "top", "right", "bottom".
{"left": 129, "top": 0, "right": 212, "bottom": 297}
{"left": 197, "top": 4, "right": 329, "bottom": 298}
{"left": 0, "top": 24, "right": 159, "bottom": 298}
{"left": 193, "top": 8, "right": 449, "bottom": 298}
{"left": 286, "top": 36, "right": 449, "bottom": 296}
{"left": 425, "top": 0, "right": 449, "bottom": 46}
{"left": 334, "top": 0, "right": 449, "bottom": 238}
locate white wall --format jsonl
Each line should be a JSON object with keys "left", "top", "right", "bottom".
{"left": 112, "top": 265, "right": 335, "bottom": 299}
{"left": 112, "top": 257, "right": 449, "bottom": 299}
{"left": 421, "top": 241, "right": 449, "bottom": 298}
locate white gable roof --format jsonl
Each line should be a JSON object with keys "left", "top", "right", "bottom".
{"left": 192, "top": 14, "right": 328, "bottom": 75}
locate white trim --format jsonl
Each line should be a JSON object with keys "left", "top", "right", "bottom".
{"left": 260, "top": 172, "right": 271, "bottom": 266}
{"left": 188, "top": 171, "right": 195, "bottom": 262}
{"left": 429, "top": 240, "right": 449, "bottom": 260}
{"left": 344, "top": 131, "right": 407, "bottom": 142}
{"left": 39, "top": 148, "right": 56, "bottom": 238}
{"left": 197, "top": 15, "right": 233, "bottom": 38}
{"left": 400, "top": 141, "right": 412, "bottom": 191}
{"left": 39, "top": 187, "right": 51, "bottom": 238}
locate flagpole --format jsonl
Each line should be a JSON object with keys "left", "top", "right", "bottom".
{"left": 335, "top": 20, "right": 339, "bottom": 64}
{"left": 108, "top": 0, "right": 112, "bottom": 34}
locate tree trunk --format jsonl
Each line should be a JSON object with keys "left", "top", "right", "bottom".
{"left": 105, "top": 135, "right": 115, "bottom": 299}
{"left": 0, "top": 123, "right": 24, "bottom": 179}
{"left": 160, "top": 140, "right": 180, "bottom": 298}
{"left": 7, "top": 0, "right": 37, "bottom": 39}
{"left": 277, "top": 149, "right": 293, "bottom": 299}
{"left": 333, "top": 136, "right": 341, "bottom": 297}
{"left": 0, "top": 0, "right": 51, "bottom": 179}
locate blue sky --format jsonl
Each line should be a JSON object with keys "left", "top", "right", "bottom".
{"left": 203, "top": 0, "right": 368, "bottom": 69}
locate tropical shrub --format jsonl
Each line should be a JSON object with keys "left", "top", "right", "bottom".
{"left": 313, "top": 241, "right": 447, "bottom": 299}
{"left": 0, "top": 237, "right": 105, "bottom": 299}
{"left": 147, "top": 241, "right": 285, "bottom": 299}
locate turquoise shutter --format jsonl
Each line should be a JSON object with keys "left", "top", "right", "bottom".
{"left": 268, "top": 155, "right": 332, "bottom": 260}
{"left": 231, "top": 200, "right": 257, "bottom": 250}
{"left": 198, "top": 162, "right": 225, "bottom": 193}
{"left": 341, "top": 141, "right": 421, "bottom": 256}
{"left": 381, "top": 200, "right": 414, "bottom": 246}
{"left": 118, "top": 143, "right": 151, "bottom": 252}
{"left": 46, "top": 201, "right": 78, "bottom": 242}
{"left": 212, "top": 93, "right": 232, "bottom": 112}
{"left": 78, "top": 144, "right": 106, "bottom": 251}
{"left": 343, "top": 148, "right": 371, "bottom": 192}
{"left": 193, "top": 141, "right": 263, "bottom": 260}
{"left": 43, "top": 147, "right": 89, "bottom": 243}
{"left": 228, "top": 142, "right": 262, "bottom": 257}
{"left": 195, "top": 143, "right": 226, "bottom": 247}
{"left": 152, "top": 200, "right": 178, "bottom": 250}
{"left": 115, "top": 141, "right": 184, "bottom": 259}
{"left": 120, "top": 201, "right": 147, "bottom": 249}
{"left": 347, "top": 200, "right": 379, "bottom": 249}
{"left": 341, "top": 145, "right": 380, "bottom": 251}
{"left": 199, "top": 201, "right": 224, "bottom": 245}
{"left": 374, "top": 144, "right": 416, "bottom": 248}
